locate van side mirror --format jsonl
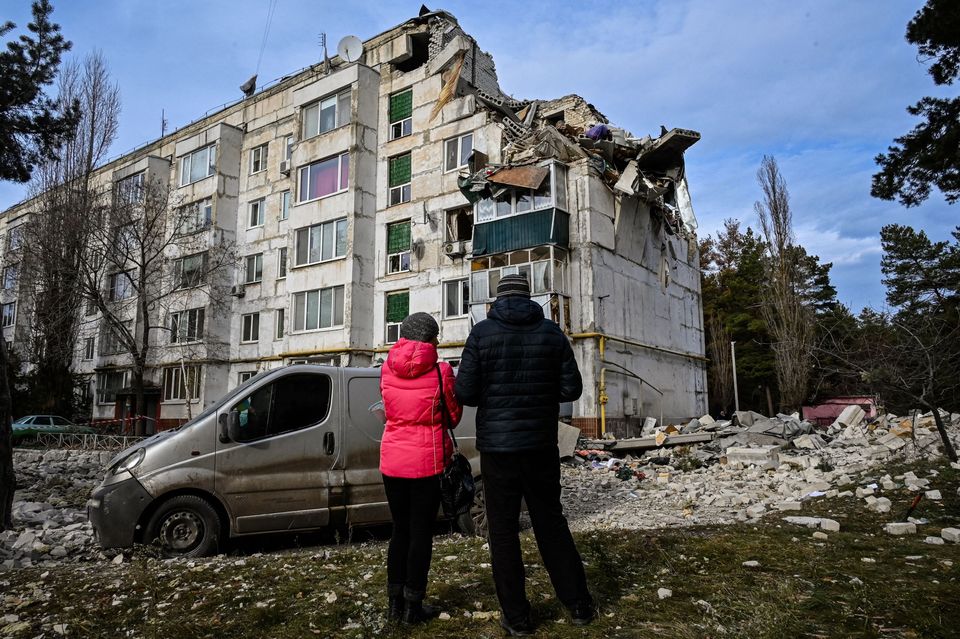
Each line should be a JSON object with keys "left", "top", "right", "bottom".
{"left": 227, "top": 409, "right": 242, "bottom": 442}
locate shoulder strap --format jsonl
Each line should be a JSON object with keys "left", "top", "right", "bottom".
{"left": 435, "top": 363, "right": 459, "bottom": 451}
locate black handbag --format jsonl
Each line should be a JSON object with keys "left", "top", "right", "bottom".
{"left": 435, "top": 364, "right": 475, "bottom": 518}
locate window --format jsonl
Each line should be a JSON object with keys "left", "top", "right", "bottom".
{"left": 292, "top": 286, "right": 345, "bottom": 331}
{"left": 280, "top": 190, "right": 290, "bottom": 221}
{"left": 112, "top": 223, "right": 136, "bottom": 255}
{"left": 277, "top": 247, "right": 288, "bottom": 278}
{"left": 238, "top": 371, "right": 257, "bottom": 385}
{"left": 275, "top": 308, "right": 285, "bottom": 339}
{"left": 116, "top": 172, "right": 145, "bottom": 205}
{"left": 96, "top": 370, "right": 128, "bottom": 404}
{"left": 108, "top": 271, "right": 134, "bottom": 301}
{"left": 443, "top": 279, "right": 470, "bottom": 318}
{"left": 386, "top": 221, "right": 411, "bottom": 274}
{"left": 385, "top": 291, "right": 409, "bottom": 343}
{"left": 1, "top": 302, "right": 15, "bottom": 328}
{"left": 162, "top": 365, "right": 202, "bottom": 402}
{"left": 388, "top": 153, "right": 411, "bottom": 205}
{"left": 99, "top": 321, "right": 131, "bottom": 356}
{"left": 170, "top": 307, "right": 205, "bottom": 343}
{"left": 85, "top": 298, "right": 97, "bottom": 316}
{"left": 475, "top": 163, "right": 568, "bottom": 221}
{"left": 302, "top": 90, "right": 351, "bottom": 139}
{"left": 250, "top": 144, "right": 268, "bottom": 174}
{"left": 445, "top": 206, "right": 474, "bottom": 241}
{"left": 284, "top": 135, "right": 293, "bottom": 161}
{"left": 245, "top": 253, "right": 263, "bottom": 284}
{"left": 179, "top": 198, "right": 212, "bottom": 234}
{"left": 179, "top": 144, "right": 216, "bottom": 186}
{"left": 2, "top": 264, "right": 17, "bottom": 290}
{"left": 294, "top": 218, "right": 347, "bottom": 266}
{"left": 82, "top": 337, "right": 95, "bottom": 360}
{"left": 444, "top": 132, "right": 473, "bottom": 172}
{"left": 241, "top": 313, "right": 260, "bottom": 342}
{"left": 174, "top": 252, "right": 207, "bottom": 289}
{"left": 6, "top": 227, "right": 23, "bottom": 251}
{"left": 469, "top": 247, "right": 562, "bottom": 303}
{"left": 248, "top": 198, "right": 265, "bottom": 228}
{"left": 389, "top": 89, "right": 412, "bottom": 140}
{"left": 298, "top": 153, "right": 349, "bottom": 202}
{"left": 229, "top": 373, "right": 332, "bottom": 442}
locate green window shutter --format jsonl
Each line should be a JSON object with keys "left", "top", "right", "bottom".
{"left": 386, "top": 292, "right": 409, "bottom": 323}
{"left": 389, "top": 153, "right": 411, "bottom": 187}
{"left": 389, "top": 90, "right": 412, "bottom": 122}
{"left": 387, "top": 221, "right": 411, "bottom": 253}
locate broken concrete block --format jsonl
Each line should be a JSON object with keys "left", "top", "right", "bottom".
{"left": 699, "top": 414, "right": 716, "bottom": 426}
{"left": 878, "top": 433, "right": 907, "bottom": 451}
{"left": 855, "top": 486, "right": 875, "bottom": 498}
{"left": 820, "top": 519, "right": 841, "bottom": 532}
{"left": 941, "top": 528, "right": 960, "bottom": 543}
{"left": 924, "top": 536, "right": 946, "bottom": 545}
{"left": 792, "top": 434, "right": 824, "bottom": 450}
{"left": 884, "top": 522, "right": 917, "bottom": 536}
{"left": 746, "top": 503, "right": 766, "bottom": 518}
{"left": 783, "top": 516, "right": 821, "bottom": 529}
{"left": 557, "top": 422, "right": 581, "bottom": 459}
{"left": 835, "top": 405, "right": 866, "bottom": 428}
{"left": 724, "top": 446, "right": 780, "bottom": 468}
{"left": 812, "top": 531, "right": 829, "bottom": 540}
{"left": 925, "top": 490, "right": 942, "bottom": 500}
{"left": 777, "top": 501, "right": 802, "bottom": 512}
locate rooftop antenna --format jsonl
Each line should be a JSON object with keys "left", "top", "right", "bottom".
{"left": 319, "top": 33, "right": 331, "bottom": 74}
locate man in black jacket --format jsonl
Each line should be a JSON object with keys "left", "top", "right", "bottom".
{"left": 455, "top": 274, "right": 593, "bottom": 636}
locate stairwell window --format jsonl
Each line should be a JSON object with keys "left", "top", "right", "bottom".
{"left": 388, "top": 153, "right": 411, "bottom": 205}
{"left": 389, "top": 89, "right": 412, "bottom": 140}
{"left": 386, "top": 221, "right": 411, "bottom": 274}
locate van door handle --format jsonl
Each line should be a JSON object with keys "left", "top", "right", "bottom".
{"left": 323, "top": 432, "right": 335, "bottom": 455}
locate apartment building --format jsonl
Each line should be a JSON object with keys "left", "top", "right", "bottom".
{"left": 0, "top": 8, "right": 707, "bottom": 437}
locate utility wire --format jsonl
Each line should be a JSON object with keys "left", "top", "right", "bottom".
{"left": 255, "top": 0, "right": 280, "bottom": 77}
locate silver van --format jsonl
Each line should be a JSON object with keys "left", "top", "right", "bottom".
{"left": 87, "top": 365, "right": 483, "bottom": 557}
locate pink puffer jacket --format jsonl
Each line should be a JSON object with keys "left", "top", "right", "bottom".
{"left": 380, "top": 338, "right": 463, "bottom": 479}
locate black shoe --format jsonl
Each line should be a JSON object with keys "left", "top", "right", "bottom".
{"left": 500, "top": 614, "right": 536, "bottom": 636}
{"left": 402, "top": 600, "right": 439, "bottom": 625}
{"left": 570, "top": 601, "right": 595, "bottom": 626}
{"left": 387, "top": 595, "right": 404, "bottom": 622}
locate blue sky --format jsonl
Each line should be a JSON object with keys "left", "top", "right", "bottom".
{"left": 2, "top": 1, "right": 955, "bottom": 311}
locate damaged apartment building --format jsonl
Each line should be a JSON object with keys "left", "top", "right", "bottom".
{"left": 0, "top": 7, "right": 706, "bottom": 436}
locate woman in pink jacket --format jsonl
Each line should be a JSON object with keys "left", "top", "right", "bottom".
{"left": 380, "top": 312, "right": 463, "bottom": 624}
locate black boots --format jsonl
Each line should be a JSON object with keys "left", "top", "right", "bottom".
{"left": 402, "top": 587, "right": 439, "bottom": 625}
{"left": 386, "top": 584, "right": 404, "bottom": 622}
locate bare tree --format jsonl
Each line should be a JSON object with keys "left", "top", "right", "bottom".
{"left": 754, "top": 156, "right": 815, "bottom": 413}
{"left": 706, "top": 312, "right": 734, "bottom": 414}
{"left": 77, "top": 176, "right": 233, "bottom": 435}
{"left": 19, "top": 52, "right": 120, "bottom": 415}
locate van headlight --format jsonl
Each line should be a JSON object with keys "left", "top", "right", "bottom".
{"left": 111, "top": 448, "right": 145, "bottom": 476}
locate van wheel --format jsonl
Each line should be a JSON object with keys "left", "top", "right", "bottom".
{"left": 146, "top": 495, "right": 221, "bottom": 558}
{"left": 456, "top": 478, "right": 487, "bottom": 538}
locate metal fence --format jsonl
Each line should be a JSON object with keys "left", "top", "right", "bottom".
{"left": 32, "top": 433, "right": 145, "bottom": 451}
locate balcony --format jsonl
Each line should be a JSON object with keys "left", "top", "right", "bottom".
{"left": 472, "top": 207, "right": 569, "bottom": 256}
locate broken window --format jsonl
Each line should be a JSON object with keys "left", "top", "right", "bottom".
{"left": 469, "top": 247, "right": 565, "bottom": 304}
{"left": 444, "top": 133, "right": 473, "bottom": 172}
{"left": 389, "top": 153, "right": 412, "bottom": 205}
{"left": 443, "top": 279, "right": 469, "bottom": 318}
{"left": 241, "top": 312, "right": 260, "bottom": 342}
{"left": 302, "top": 90, "right": 351, "bottom": 139}
{"left": 389, "top": 89, "right": 413, "bottom": 140}
{"left": 179, "top": 144, "right": 216, "bottom": 187}
{"left": 250, "top": 144, "right": 268, "bottom": 174}
{"left": 294, "top": 218, "right": 347, "bottom": 266}
{"left": 474, "top": 162, "right": 568, "bottom": 221}
{"left": 293, "top": 286, "right": 345, "bottom": 331}
{"left": 385, "top": 290, "right": 409, "bottom": 343}
{"left": 170, "top": 307, "right": 205, "bottom": 343}
{"left": 386, "top": 221, "right": 411, "bottom": 274}
{"left": 445, "top": 206, "right": 473, "bottom": 242}
{"left": 244, "top": 253, "right": 263, "bottom": 284}
{"left": 298, "top": 153, "right": 349, "bottom": 202}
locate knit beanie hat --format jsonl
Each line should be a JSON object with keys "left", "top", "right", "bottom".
{"left": 399, "top": 312, "right": 440, "bottom": 342}
{"left": 496, "top": 274, "right": 531, "bottom": 299}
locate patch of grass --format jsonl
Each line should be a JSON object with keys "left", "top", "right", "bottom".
{"left": 2, "top": 461, "right": 959, "bottom": 638}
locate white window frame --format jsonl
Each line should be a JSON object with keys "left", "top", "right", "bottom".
{"left": 248, "top": 198, "right": 265, "bottom": 228}
{"left": 302, "top": 90, "right": 351, "bottom": 139}
{"left": 388, "top": 153, "right": 412, "bottom": 206}
{"left": 108, "top": 271, "right": 134, "bottom": 301}
{"left": 6, "top": 226, "right": 23, "bottom": 251}
{"left": 175, "top": 252, "right": 207, "bottom": 289}
{"left": 474, "top": 162, "right": 568, "bottom": 223}
{"left": 275, "top": 308, "right": 285, "bottom": 340}
{"left": 292, "top": 286, "right": 345, "bottom": 332}
{"left": 162, "top": 365, "right": 202, "bottom": 402}
{"left": 170, "top": 307, "right": 205, "bottom": 344}
{"left": 386, "top": 221, "right": 411, "bottom": 275}
{"left": 280, "top": 190, "right": 290, "bottom": 221}
{"left": 298, "top": 153, "right": 349, "bottom": 203}
{"left": 444, "top": 132, "right": 473, "bottom": 172}
{"left": 277, "top": 247, "right": 288, "bottom": 279}
{"left": 384, "top": 290, "right": 408, "bottom": 344}
{"left": 179, "top": 198, "right": 213, "bottom": 234}
{"left": 98, "top": 320, "right": 131, "bottom": 356}
{"left": 244, "top": 253, "right": 263, "bottom": 284}
{"left": 1, "top": 302, "right": 16, "bottom": 328}
{"left": 389, "top": 89, "right": 413, "bottom": 140}
{"left": 179, "top": 144, "right": 217, "bottom": 187}
{"left": 241, "top": 313, "right": 260, "bottom": 343}
{"left": 249, "top": 144, "right": 268, "bottom": 174}
{"left": 284, "top": 135, "right": 293, "bottom": 162}
{"left": 82, "top": 337, "right": 95, "bottom": 360}
{"left": 238, "top": 371, "right": 257, "bottom": 385}
{"left": 294, "top": 218, "right": 348, "bottom": 266}
{"left": 116, "top": 172, "right": 145, "bottom": 205}
{"left": 443, "top": 278, "right": 470, "bottom": 319}
{"left": 2, "top": 264, "right": 17, "bottom": 291}
{"left": 96, "top": 370, "right": 128, "bottom": 404}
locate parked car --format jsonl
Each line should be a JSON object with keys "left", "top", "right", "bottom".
{"left": 87, "top": 365, "right": 485, "bottom": 558}
{"left": 12, "top": 415, "right": 97, "bottom": 444}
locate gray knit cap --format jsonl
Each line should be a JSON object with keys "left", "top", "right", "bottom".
{"left": 399, "top": 312, "right": 440, "bottom": 342}
{"left": 496, "top": 274, "right": 531, "bottom": 299}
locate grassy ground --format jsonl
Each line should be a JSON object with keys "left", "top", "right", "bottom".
{"left": 1, "top": 461, "right": 959, "bottom": 638}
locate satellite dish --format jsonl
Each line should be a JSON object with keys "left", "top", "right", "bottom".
{"left": 337, "top": 35, "right": 364, "bottom": 63}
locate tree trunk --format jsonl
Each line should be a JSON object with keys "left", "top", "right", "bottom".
{"left": 133, "top": 367, "right": 146, "bottom": 437}
{"left": 0, "top": 340, "right": 17, "bottom": 531}
{"left": 927, "top": 404, "right": 958, "bottom": 462}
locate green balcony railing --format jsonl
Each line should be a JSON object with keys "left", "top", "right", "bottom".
{"left": 472, "top": 208, "right": 569, "bottom": 257}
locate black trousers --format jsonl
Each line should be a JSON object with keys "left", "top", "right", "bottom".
{"left": 482, "top": 446, "right": 591, "bottom": 623}
{"left": 382, "top": 473, "right": 441, "bottom": 600}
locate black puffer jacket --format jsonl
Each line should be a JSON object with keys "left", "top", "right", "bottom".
{"left": 455, "top": 296, "right": 582, "bottom": 452}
